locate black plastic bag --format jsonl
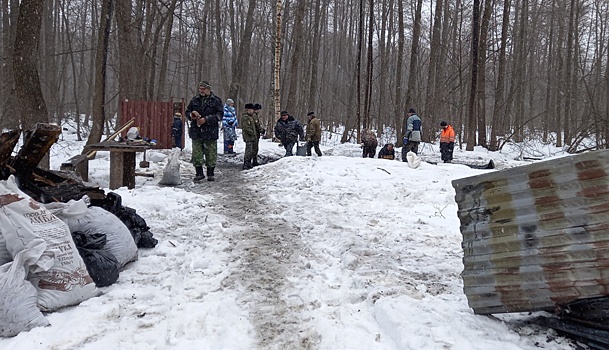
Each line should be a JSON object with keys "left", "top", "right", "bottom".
{"left": 72, "top": 231, "right": 120, "bottom": 287}
{"left": 98, "top": 193, "right": 158, "bottom": 248}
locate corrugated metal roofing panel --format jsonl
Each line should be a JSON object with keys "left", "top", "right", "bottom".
{"left": 452, "top": 150, "right": 609, "bottom": 315}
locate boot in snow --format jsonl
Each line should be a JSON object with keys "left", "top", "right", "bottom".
{"left": 193, "top": 166, "right": 205, "bottom": 182}
{"left": 207, "top": 167, "right": 215, "bottom": 181}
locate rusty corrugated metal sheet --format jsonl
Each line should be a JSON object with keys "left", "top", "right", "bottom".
{"left": 119, "top": 99, "right": 185, "bottom": 149}
{"left": 452, "top": 150, "right": 609, "bottom": 315}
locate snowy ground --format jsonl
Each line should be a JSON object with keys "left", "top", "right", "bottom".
{"left": 0, "top": 128, "right": 584, "bottom": 349}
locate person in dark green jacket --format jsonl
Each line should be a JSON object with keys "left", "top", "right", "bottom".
{"left": 241, "top": 103, "right": 258, "bottom": 170}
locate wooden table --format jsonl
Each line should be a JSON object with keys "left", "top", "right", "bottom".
{"left": 84, "top": 141, "right": 153, "bottom": 190}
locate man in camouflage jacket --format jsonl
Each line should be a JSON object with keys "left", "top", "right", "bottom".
{"left": 185, "top": 81, "right": 223, "bottom": 181}
{"left": 241, "top": 103, "right": 258, "bottom": 170}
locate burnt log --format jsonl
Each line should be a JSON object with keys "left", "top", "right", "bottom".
{"left": 10, "top": 123, "right": 61, "bottom": 175}
{"left": 0, "top": 130, "right": 21, "bottom": 180}
{"left": 16, "top": 168, "right": 105, "bottom": 204}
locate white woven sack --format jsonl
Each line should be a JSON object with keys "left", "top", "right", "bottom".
{"left": 159, "top": 148, "right": 181, "bottom": 186}
{"left": 0, "top": 228, "right": 10, "bottom": 265}
{"left": 0, "top": 176, "right": 98, "bottom": 312}
{"left": 58, "top": 205, "right": 138, "bottom": 268}
{"left": 407, "top": 151, "right": 422, "bottom": 169}
{"left": 0, "top": 239, "right": 51, "bottom": 336}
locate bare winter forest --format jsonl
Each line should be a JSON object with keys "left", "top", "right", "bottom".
{"left": 1, "top": 0, "right": 608, "bottom": 152}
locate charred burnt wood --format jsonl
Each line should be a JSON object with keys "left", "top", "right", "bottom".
{"left": 0, "top": 130, "right": 21, "bottom": 180}
{"left": 16, "top": 168, "right": 105, "bottom": 204}
{"left": 60, "top": 154, "right": 90, "bottom": 182}
{"left": 559, "top": 297, "right": 609, "bottom": 331}
{"left": 0, "top": 130, "right": 21, "bottom": 175}
{"left": 10, "top": 123, "right": 61, "bottom": 176}
{"left": 544, "top": 317, "right": 609, "bottom": 350}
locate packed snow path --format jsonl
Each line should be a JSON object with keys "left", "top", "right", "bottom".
{"left": 179, "top": 155, "right": 322, "bottom": 349}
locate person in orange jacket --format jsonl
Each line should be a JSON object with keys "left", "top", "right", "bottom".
{"left": 439, "top": 121, "right": 455, "bottom": 163}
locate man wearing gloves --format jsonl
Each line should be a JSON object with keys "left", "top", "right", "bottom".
{"left": 185, "top": 80, "right": 223, "bottom": 182}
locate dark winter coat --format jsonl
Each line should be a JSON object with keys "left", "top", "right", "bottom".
{"left": 378, "top": 144, "right": 395, "bottom": 160}
{"left": 274, "top": 116, "right": 304, "bottom": 144}
{"left": 361, "top": 130, "right": 378, "bottom": 148}
{"left": 172, "top": 118, "right": 182, "bottom": 139}
{"left": 185, "top": 92, "right": 223, "bottom": 141}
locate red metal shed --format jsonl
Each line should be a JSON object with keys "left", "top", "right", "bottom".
{"left": 119, "top": 99, "right": 185, "bottom": 149}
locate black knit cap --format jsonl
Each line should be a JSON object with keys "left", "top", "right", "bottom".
{"left": 307, "top": 111, "right": 315, "bottom": 116}
{"left": 440, "top": 121, "right": 447, "bottom": 126}
{"left": 408, "top": 108, "right": 416, "bottom": 114}
{"left": 280, "top": 111, "right": 289, "bottom": 116}
{"left": 245, "top": 103, "right": 254, "bottom": 109}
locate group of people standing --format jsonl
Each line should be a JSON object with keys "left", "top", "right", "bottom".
{"left": 179, "top": 80, "right": 456, "bottom": 183}
{"left": 273, "top": 111, "right": 323, "bottom": 158}
{"left": 360, "top": 108, "right": 456, "bottom": 163}
{"left": 181, "top": 80, "right": 324, "bottom": 181}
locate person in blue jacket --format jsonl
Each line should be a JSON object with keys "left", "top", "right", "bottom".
{"left": 222, "top": 98, "right": 238, "bottom": 154}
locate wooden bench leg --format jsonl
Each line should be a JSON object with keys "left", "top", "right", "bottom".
{"left": 109, "top": 151, "right": 136, "bottom": 190}
{"left": 123, "top": 152, "right": 136, "bottom": 189}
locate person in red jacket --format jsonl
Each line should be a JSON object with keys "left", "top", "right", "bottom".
{"left": 439, "top": 121, "right": 455, "bottom": 163}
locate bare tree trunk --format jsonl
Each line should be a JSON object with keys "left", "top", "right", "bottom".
{"left": 466, "top": 0, "right": 480, "bottom": 151}
{"left": 377, "top": 0, "right": 392, "bottom": 131}
{"left": 606, "top": 43, "right": 609, "bottom": 147}
{"left": 363, "top": 0, "right": 374, "bottom": 129}
{"left": 87, "top": 0, "right": 113, "bottom": 146}
{"left": 273, "top": 0, "right": 283, "bottom": 129}
{"left": 512, "top": 0, "right": 527, "bottom": 143}
{"left": 477, "top": 0, "right": 493, "bottom": 148}
{"left": 403, "top": 0, "right": 423, "bottom": 141}
{"left": 563, "top": 0, "right": 576, "bottom": 145}
{"left": 394, "top": 0, "right": 405, "bottom": 146}
{"left": 13, "top": 0, "right": 49, "bottom": 129}
{"left": 157, "top": 0, "right": 178, "bottom": 100}
{"left": 424, "top": 0, "right": 443, "bottom": 140}
{"left": 1, "top": 0, "right": 20, "bottom": 129}
{"left": 61, "top": 2, "right": 82, "bottom": 141}
{"left": 542, "top": 0, "right": 556, "bottom": 144}
{"left": 285, "top": 0, "right": 306, "bottom": 114}
{"left": 307, "top": 0, "right": 325, "bottom": 112}
{"left": 355, "top": 0, "right": 364, "bottom": 140}
{"left": 13, "top": 0, "right": 50, "bottom": 168}
{"left": 215, "top": 0, "right": 229, "bottom": 93}
{"left": 489, "top": 0, "right": 510, "bottom": 151}
{"left": 228, "top": 0, "right": 258, "bottom": 110}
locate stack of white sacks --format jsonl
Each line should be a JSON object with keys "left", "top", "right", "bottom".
{"left": 0, "top": 175, "right": 138, "bottom": 336}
